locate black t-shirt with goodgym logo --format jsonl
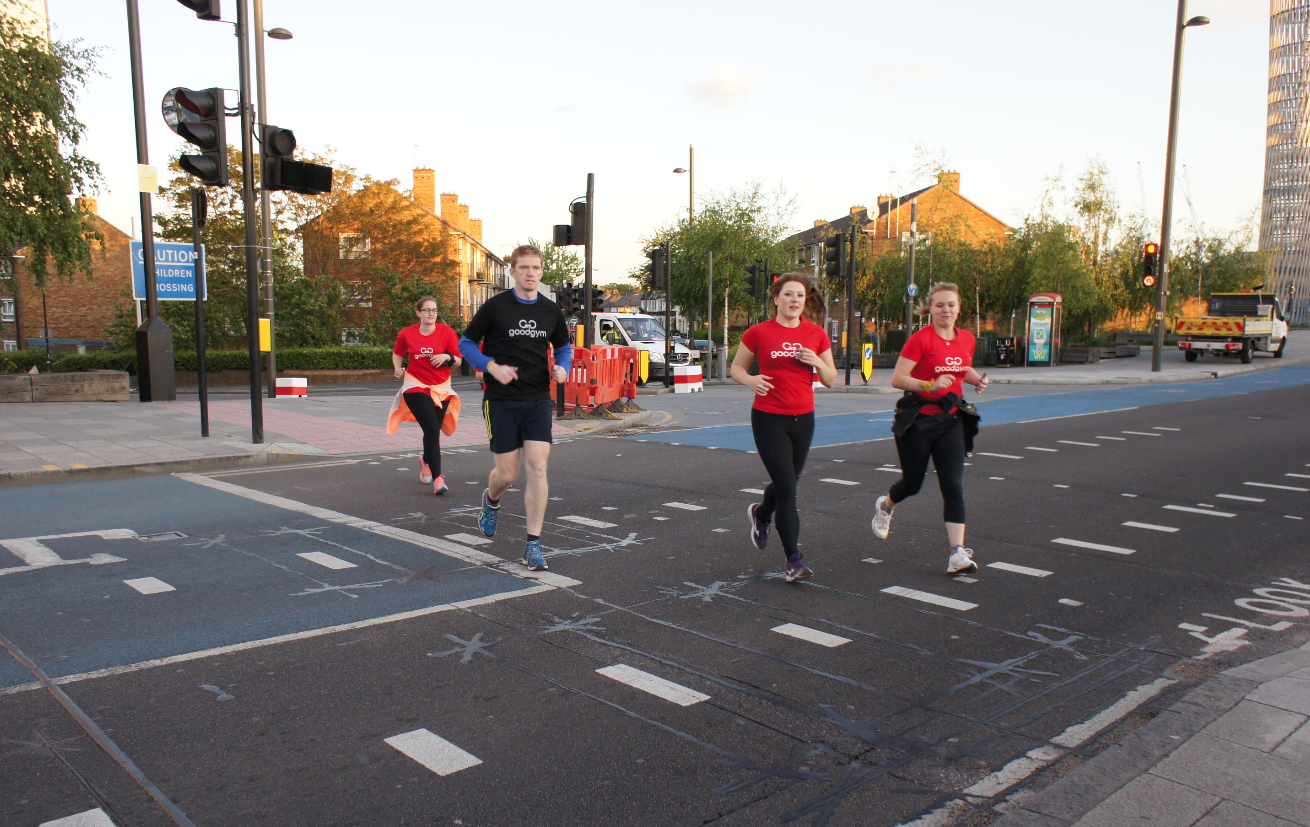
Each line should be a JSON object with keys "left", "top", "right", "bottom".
{"left": 462, "top": 290, "right": 570, "bottom": 401}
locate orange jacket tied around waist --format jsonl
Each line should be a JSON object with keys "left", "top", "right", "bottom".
{"left": 387, "top": 374, "right": 460, "bottom": 436}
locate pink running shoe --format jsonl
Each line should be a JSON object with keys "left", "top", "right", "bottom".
{"left": 419, "top": 459, "right": 433, "bottom": 485}
{"left": 432, "top": 475, "right": 448, "bottom": 495}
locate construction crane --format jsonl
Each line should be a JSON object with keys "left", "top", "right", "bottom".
{"left": 1182, "top": 166, "right": 1206, "bottom": 308}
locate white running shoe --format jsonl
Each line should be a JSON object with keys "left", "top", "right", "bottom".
{"left": 418, "top": 459, "right": 433, "bottom": 485}
{"left": 947, "top": 546, "right": 979, "bottom": 575}
{"left": 871, "top": 496, "right": 893, "bottom": 540}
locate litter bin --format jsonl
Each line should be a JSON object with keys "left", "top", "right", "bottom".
{"left": 994, "top": 337, "right": 1016, "bottom": 367}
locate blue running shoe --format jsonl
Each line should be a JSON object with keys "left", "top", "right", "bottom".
{"left": 785, "top": 553, "right": 812, "bottom": 583}
{"left": 479, "top": 488, "right": 499, "bottom": 537}
{"left": 521, "top": 539, "right": 548, "bottom": 571}
{"left": 747, "top": 503, "right": 770, "bottom": 550}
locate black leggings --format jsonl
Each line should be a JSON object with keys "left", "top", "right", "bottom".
{"left": 889, "top": 416, "right": 967, "bottom": 523}
{"left": 751, "top": 409, "right": 815, "bottom": 560}
{"left": 403, "top": 391, "right": 450, "bottom": 475}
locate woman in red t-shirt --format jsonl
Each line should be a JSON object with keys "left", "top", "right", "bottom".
{"left": 392, "top": 296, "right": 461, "bottom": 494}
{"left": 732, "top": 273, "right": 837, "bottom": 582}
{"left": 871, "top": 282, "right": 989, "bottom": 574}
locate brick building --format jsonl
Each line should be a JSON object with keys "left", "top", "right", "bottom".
{"left": 302, "top": 169, "right": 506, "bottom": 339}
{"left": 786, "top": 171, "right": 1011, "bottom": 348}
{"left": 1, "top": 199, "right": 131, "bottom": 353}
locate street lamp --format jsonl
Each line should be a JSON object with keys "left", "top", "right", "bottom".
{"left": 254, "top": 0, "right": 292, "bottom": 398}
{"left": 672, "top": 143, "right": 693, "bottom": 222}
{"left": 1152, "top": 3, "right": 1209, "bottom": 372}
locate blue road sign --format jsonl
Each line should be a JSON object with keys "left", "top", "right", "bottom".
{"left": 907, "top": 283, "right": 919, "bottom": 297}
{"left": 130, "top": 241, "right": 207, "bottom": 301}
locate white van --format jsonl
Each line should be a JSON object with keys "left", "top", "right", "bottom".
{"left": 590, "top": 312, "right": 696, "bottom": 379}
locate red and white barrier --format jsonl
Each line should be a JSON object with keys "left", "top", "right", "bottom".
{"left": 275, "top": 377, "right": 308, "bottom": 397}
{"left": 672, "top": 364, "right": 702, "bottom": 393}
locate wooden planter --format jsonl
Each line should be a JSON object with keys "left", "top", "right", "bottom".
{"left": 1, "top": 370, "right": 131, "bottom": 402}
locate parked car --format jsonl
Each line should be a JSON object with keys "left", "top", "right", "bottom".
{"left": 692, "top": 339, "right": 719, "bottom": 358}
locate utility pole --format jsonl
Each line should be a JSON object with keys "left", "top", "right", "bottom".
{"left": 581, "top": 173, "right": 594, "bottom": 348}
{"left": 706, "top": 250, "right": 713, "bottom": 377}
{"left": 664, "top": 240, "right": 672, "bottom": 388}
{"left": 905, "top": 200, "right": 918, "bottom": 334}
{"left": 236, "top": 0, "right": 263, "bottom": 441}
{"left": 845, "top": 224, "right": 856, "bottom": 385}
{"left": 254, "top": 0, "right": 277, "bottom": 398}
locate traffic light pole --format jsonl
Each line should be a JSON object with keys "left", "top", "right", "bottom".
{"left": 191, "top": 189, "right": 209, "bottom": 437}
{"left": 1153, "top": 0, "right": 1192, "bottom": 373}
{"left": 236, "top": 0, "right": 264, "bottom": 442}
{"left": 664, "top": 241, "right": 673, "bottom": 388}
{"left": 254, "top": 0, "right": 277, "bottom": 398}
{"left": 905, "top": 200, "right": 918, "bottom": 335}
{"left": 581, "top": 173, "right": 594, "bottom": 349}
{"left": 125, "top": 0, "right": 176, "bottom": 402}
{"left": 846, "top": 224, "right": 856, "bottom": 386}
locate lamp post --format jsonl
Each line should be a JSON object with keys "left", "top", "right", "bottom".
{"left": 1152, "top": 2, "right": 1210, "bottom": 372}
{"left": 254, "top": 0, "right": 292, "bottom": 398}
{"left": 673, "top": 144, "right": 694, "bottom": 222}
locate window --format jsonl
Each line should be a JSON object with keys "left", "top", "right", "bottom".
{"left": 341, "top": 328, "right": 365, "bottom": 345}
{"left": 339, "top": 233, "right": 371, "bottom": 260}
{"left": 342, "top": 280, "right": 373, "bottom": 308}
{"left": 1, "top": 298, "right": 13, "bottom": 323}
{"left": 2, "top": 340, "right": 16, "bottom": 351}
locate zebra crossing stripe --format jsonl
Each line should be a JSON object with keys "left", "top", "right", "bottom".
{"left": 881, "top": 586, "right": 978, "bottom": 611}
{"left": 770, "top": 623, "right": 851, "bottom": 648}
{"left": 596, "top": 664, "right": 709, "bottom": 706}
{"left": 385, "top": 728, "right": 482, "bottom": 776}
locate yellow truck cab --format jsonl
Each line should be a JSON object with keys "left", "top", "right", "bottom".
{"left": 1176, "top": 292, "right": 1289, "bottom": 365}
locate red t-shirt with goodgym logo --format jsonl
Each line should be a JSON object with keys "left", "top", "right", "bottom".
{"left": 394, "top": 324, "right": 460, "bottom": 388}
{"left": 901, "top": 325, "right": 975, "bottom": 414}
{"left": 740, "top": 318, "right": 831, "bottom": 415}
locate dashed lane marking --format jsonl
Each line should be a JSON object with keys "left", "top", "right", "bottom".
{"left": 39, "top": 808, "right": 116, "bottom": 827}
{"left": 820, "top": 478, "right": 860, "bottom": 485}
{"left": 1057, "top": 440, "right": 1100, "bottom": 447}
{"left": 770, "top": 623, "right": 851, "bottom": 648}
{"left": 1123, "top": 521, "right": 1179, "bottom": 533}
{"left": 596, "top": 664, "right": 710, "bottom": 706}
{"left": 1287, "top": 473, "right": 1310, "bottom": 479}
{"left": 875, "top": 467, "right": 901, "bottom": 473}
{"left": 1164, "top": 505, "right": 1236, "bottom": 517}
{"left": 1026, "top": 447, "right": 1059, "bottom": 452}
{"left": 1121, "top": 493, "right": 1139, "bottom": 498}
{"left": 297, "top": 552, "right": 357, "bottom": 570}
{"left": 385, "top": 728, "right": 482, "bottom": 776}
{"left": 976, "top": 452, "right": 1023, "bottom": 459}
{"left": 740, "top": 488, "right": 765, "bottom": 495}
{"left": 989, "top": 477, "right": 1005, "bottom": 481}
{"left": 1052, "top": 538, "right": 1136, "bottom": 555}
{"left": 1287, "top": 516, "right": 1304, "bottom": 520}
{"left": 444, "top": 533, "right": 492, "bottom": 546}
{"left": 986, "top": 562, "right": 1052, "bottom": 577}
{"left": 653, "top": 517, "right": 670, "bottom": 521}
{"left": 662, "top": 502, "right": 706, "bottom": 511}
{"left": 1059, "top": 599, "right": 1084, "bottom": 606}
{"left": 881, "top": 586, "right": 978, "bottom": 611}
{"left": 123, "top": 577, "right": 176, "bottom": 595}
{"left": 1153, "top": 426, "right": 1181, "bottom": 431}
{"left": 1121, "top": 431, "right": 1161, "bottom": 437}
{"left": 862, "top": 558, "right": 882, "bottom": 564}
{"left": 1216, "top": 494, "right": 1265, "bottom": 502}
{"left": 558, "top": 515, "right": 618, "bottom": 528}
{"left": 1245, "top": 482, "right": 1309, "bottom": 492}
{"left": 1054, "top": 484, "right": 1070, "bottom": 488}
{"left": 1095, "top": 436, "right": 1127, "bottom": 440}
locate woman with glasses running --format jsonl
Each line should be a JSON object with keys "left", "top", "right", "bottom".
{"left": 871, "top": 282, "right": 988, "bottom": 574}
{"left": 388, "top": 297, "right": 462, "bottom": 495}
{"left": 735, "top": 273, "right": 837, "bottom": 582}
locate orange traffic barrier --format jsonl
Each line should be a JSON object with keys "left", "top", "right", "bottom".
{"left": 549, "top": 346, "right": 641, "bottom": 414}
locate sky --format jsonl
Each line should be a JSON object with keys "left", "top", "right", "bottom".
{"left": 51, "top": 0, "right": 1272, "bottom": 285}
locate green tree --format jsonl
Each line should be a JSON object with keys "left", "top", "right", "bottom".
{"left": 0, "top": 2, "right": 103, "bottom": 285}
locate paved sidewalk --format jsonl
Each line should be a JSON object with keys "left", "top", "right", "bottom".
{"left": 995, "top": 639, "right": 1310, "bottom": 827}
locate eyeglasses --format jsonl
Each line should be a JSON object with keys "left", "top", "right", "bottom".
{"left": 418, "top": 308, "right": 439, "bottom": 313}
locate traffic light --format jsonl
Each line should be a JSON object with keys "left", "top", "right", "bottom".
{"left": 176, "top": 0, "right": 220, "bottom": 20}
{"left": 825, "top": 234, "right": 845, "bottom": 278}
{"left": 644, "top": 246, "right": 665, "bottom": 292}
{"left": 745, "top": 263, "right": 760, "bottom": 298}
{"left": 589, "top": 285, "right": 605, "bottom": 313}
{"left": 1143, "top": 242, "right": 1158, "bottom": 288}
{"left": 260, "top": 125, "right": 332, "bottom": 194}
{"left": 557, "top": 284, "right": 577, "bottom": 316}
{"left": 164, "top": 87, "right": 229, "bottom": 187}
{"left": 554, "top": 200, "right": 588, "bottom": 246}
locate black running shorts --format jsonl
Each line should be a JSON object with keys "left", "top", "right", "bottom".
{"left": 483, "top": 399, "right": 554, "bottom": 454}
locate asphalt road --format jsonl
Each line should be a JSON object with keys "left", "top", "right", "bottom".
{"left": 2, "top": 368, "right": 1309, "bottom": 827}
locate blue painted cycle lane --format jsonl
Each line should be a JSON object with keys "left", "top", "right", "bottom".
{"left": 626, "top": 363, "right": 1310, "bottom": 451}
{"left": 0, "top": 474, "right": 533, "bottom": 689}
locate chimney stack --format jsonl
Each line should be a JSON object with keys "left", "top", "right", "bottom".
{"left": 75, "top": 197, "right": 97, "bottom": 215}
{"left": 413, "top": 169, "right": 436, "bottom": 212}
{"left": 939, "top": 171, "right": 961, "bottom": 192}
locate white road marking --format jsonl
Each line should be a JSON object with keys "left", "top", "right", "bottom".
{"left": 1017, "top": 406, "right": 1139, "bottom": 424}
{"left": 1059, "top": 599, "right": 1084, "bottom": 606}
{"left": 989, "top": 477, "right": 1005, "bottom": 481}
{"left": 740, "top": 488, "right": 765, "bottom": 494}
{"left": 444, "top": 533, "right": 492, "bottom": 546}
{"left": 1153, "top": 426, "right": 1181, "bottom": 431}
{"left": 862, "top": 558, "right": 882, "bottom": 564}
{"left": 662, "top": 502, "right": 706, "bottom": 511}
{"left": 1121, "top": 493, "right": 1139, "bottom": 498}
{"left": 1053, "top": 484, "right": 1070, "bottom": 488}
{"left": 653, "top": 517, "right": 670, "bottom": 521}
{"left": 1216, "top": 494, "right": 1264, "bottom": 502}
{"left": 712, "top": 528, "right": 729, "bottom": 533}
{"left": 986, "top": 562, "right": 1052, "bottom": 577}
{"left": 1286, "top": 515, "right": 1304, "bottom": 520}
{"left": 875, "top": 467, "right": 901, "bottom": 473}
{"left": 1286, "top": 473, "right": 1310, "bottom": 479}
{"left": 1026, "top": 447, "right": 1059, "bottom": 452}
{"left": 820, "top": 478, "right": 860, "bottom": 485}
{"left": 1245, "top": 482, "right": 1309, "bottom": 492}
{"left": 1195, "top": 503, "right": 1215, "bottom": 508}
{"left": 770, "top": 623, "right": 851, "bottom": 648}
{"left": 1052, "top": 538, "right": 1136, "bottom": 555}
{"left": 976, "top": 452, "right": 1023, "bottom": 459}
{"left": 1056, "top": 440, "right": 1100, "bottom": 447}
{"left": 296, "top": 552, "right": 357, "bottom": 570}
{"left": 596, "top": 664, "right": 709, "bottom": 706}
{"left": 385, "top": 728, "right": 482, "bottom": 776}
{"left": 1164, "top": 505, "right": 1236, "bottom": 517}
{"left": 558, "top": 515, "right": 618, "bottom": 528}
{"left": 881, "top": 586, "right": 978, "bottom": 611}
{"left": 4, "top": 585, "right": 556, "bottom": 698}
{"left": 0, "top": 530, "right": 133, "bottom": 577}
{"left": 1121, "top": 431, "right": 1161, "bottom": 436}
{"left": 954, "top": 576, "right": 979, "bottom": 583}
{"left": 1123, "top": 521, "right": 1179, "bottom": 532}
{"left": 39, "top": 809, "right": 117, "bottom": 827}
{"left": 1095, "top": 436, "right": 1127, "bottom": 440}
{"left": 123, "top": 577, "right": 175, "bottom": 595}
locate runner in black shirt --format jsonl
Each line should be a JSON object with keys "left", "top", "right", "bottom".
{"left": 458, "top": 244, "right": 572, "bottom": 571}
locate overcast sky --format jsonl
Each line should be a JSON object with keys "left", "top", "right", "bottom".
{"left": 54, "top": 0, "right": 1270, "bottom": 283}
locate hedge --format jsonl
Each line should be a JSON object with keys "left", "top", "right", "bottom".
{"left": 2, "top": 346, "right": 396, "bottom": 374}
